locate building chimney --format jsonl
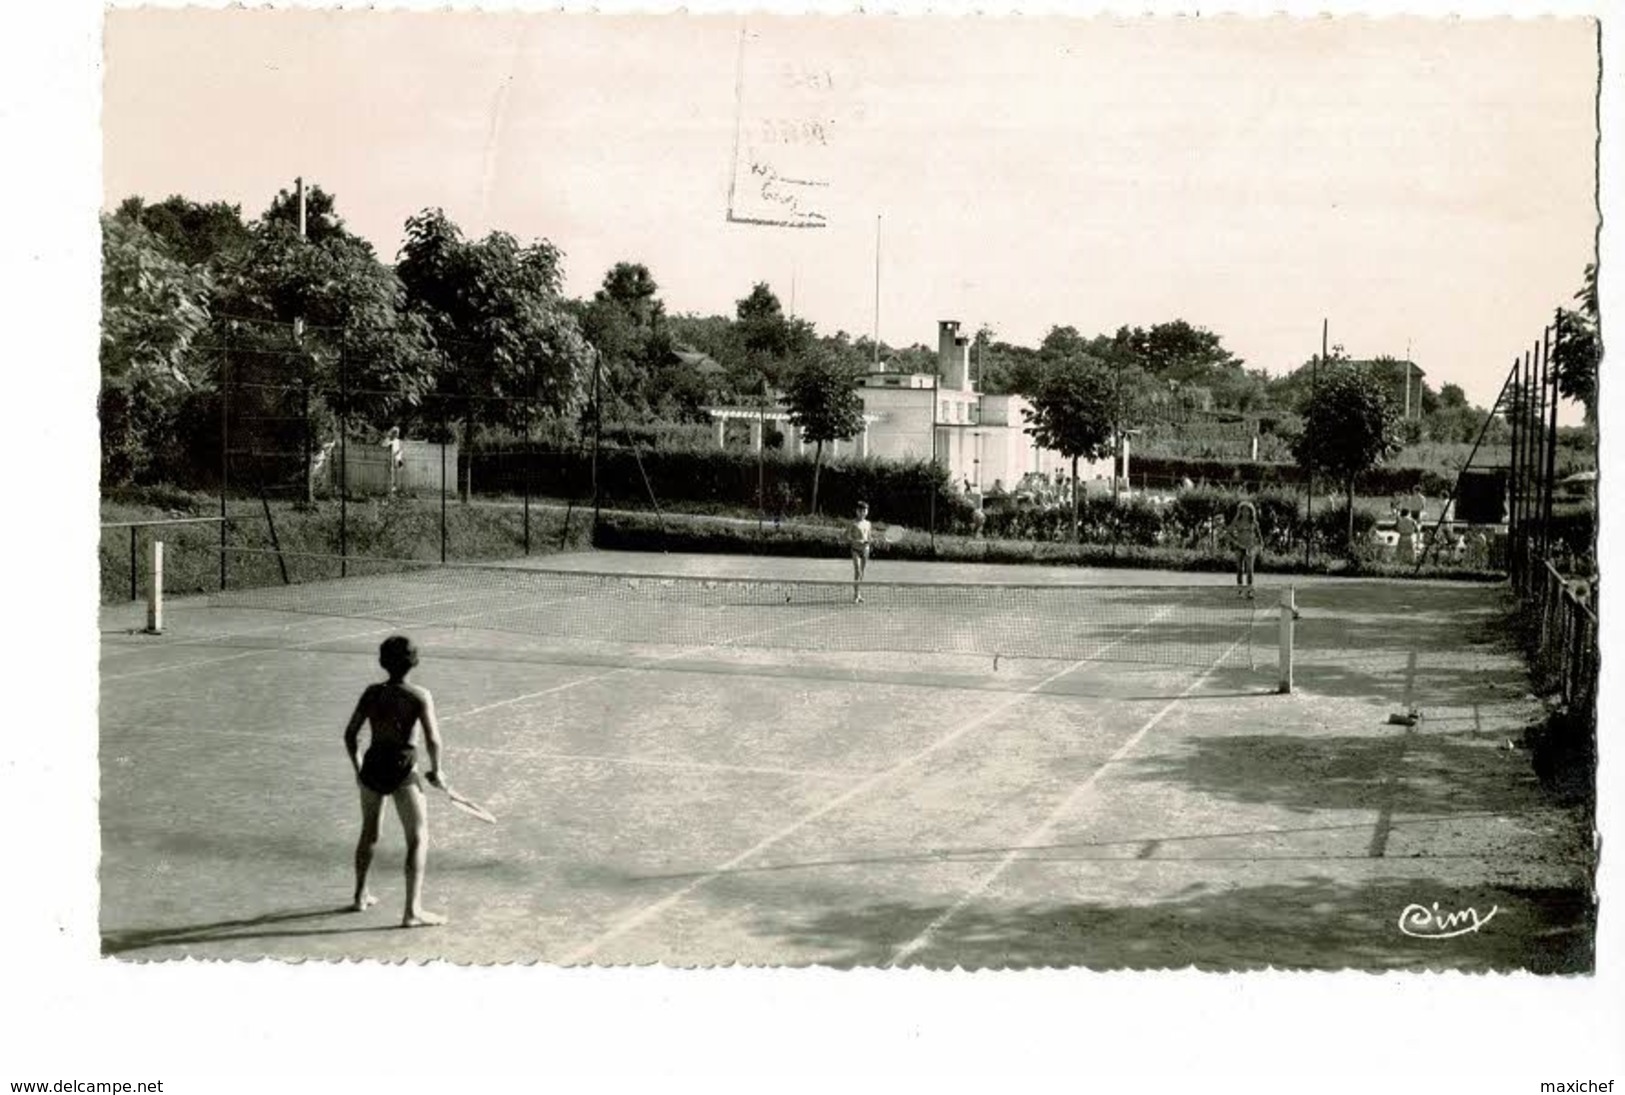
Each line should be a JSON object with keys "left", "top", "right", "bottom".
{"left": 939, "top": 320, "right": 971, "bottom": 391}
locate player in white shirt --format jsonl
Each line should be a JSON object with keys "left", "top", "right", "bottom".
{"left": 849, "top": 501, "right": 872, "bottom": 603}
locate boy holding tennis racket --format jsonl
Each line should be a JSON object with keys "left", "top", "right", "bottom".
{"left": 849, "top": 500, "right": 872, "bottom": 603}
{"left": 1222, "top": 501, "right": 1262, "bottom": 598}
{"left": 344, "top": 635, "right": 447, "bottom": 928}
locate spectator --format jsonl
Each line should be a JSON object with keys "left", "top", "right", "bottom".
{"left": 1396, "top": 511, "right": 1419, "bottom": 563}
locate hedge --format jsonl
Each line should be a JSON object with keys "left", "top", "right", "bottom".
{"left": 1129, "top": 455, "right": 1454, "bottom": 496}
{"left": 461, "top": 442, "right": 976, "bottom": 531}
{"left": 590, "top": 511, "right": 1505, "bottom": 581}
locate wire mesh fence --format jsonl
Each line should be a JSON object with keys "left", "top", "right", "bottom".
{"left": 101, "top": 316, "right": 1550, "bottom": 607}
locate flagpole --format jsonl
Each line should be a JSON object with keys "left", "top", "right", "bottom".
{"left": 873, "top": 214, "right": 881, "bottom": 366}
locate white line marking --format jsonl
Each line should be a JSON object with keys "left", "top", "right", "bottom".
{"left": 884, "top": 633, "right": 1246, "bottom": 968}
{"left": 99, "top": 585, "right": 591, "bottom": 682}
{"left": 558, "top": 607, "right": 1177, "bottom": 965}
{"left": 108, "top": 725, "right": 861, "bottom": 781}
{"left": 440, "top": 603, "right": 856, "bottom": 720}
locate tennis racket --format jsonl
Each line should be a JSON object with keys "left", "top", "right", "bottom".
{"left": 434, "top": 783, "right": 497, "bottom": 824}
{"left": 881, "top": 524, "right": 906, "bottom": 546}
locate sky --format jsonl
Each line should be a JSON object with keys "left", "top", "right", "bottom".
{"left": 103, "top": 10, "right": 1599, "bottom": 413}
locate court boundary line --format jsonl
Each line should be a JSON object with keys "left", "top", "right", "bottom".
{"left": 100, "top": 586, "right": 602, "bottom": 682}
{"left": 104, "top": 725, "right": 866, "bottom": 782}
{"left": 558, "top": 606, "right": 1177, "bottom": 965}
{"left": 98, "top": 574, "right": 603, "bottom": 661}
{"left": 885, "top": 632, "right": 1247, "bottom": 968}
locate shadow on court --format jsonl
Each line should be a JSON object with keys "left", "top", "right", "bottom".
{"left": 1118, "top": 731, "right": 1552, "bottom": 820}
{"left": 1291, "top": 581, "right": 1530, "bottom": 706}
{"left": 751, "top": 876, "right": 1594, "bottom": 973}
{"left": 101, "top": 905, "right": 396, "bottom": 955}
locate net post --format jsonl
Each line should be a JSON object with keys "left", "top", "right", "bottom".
{"left": 1277, "top": 585, "right": 1296, "bottom": 694}
{"left": 145, "top": 540, "right": 164, "bottom": 635}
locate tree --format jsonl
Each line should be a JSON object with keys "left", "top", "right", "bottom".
{"left": 262, "top": 182, "right": 362, "bottom": 248}
{"left": 1290, "top": 362, "right": 1403, "bottom": 550}
{"left": 1438, "top": 383, "right": 1468, "bottom": 409}
{"left": 734, "top": 282, "right": 812, "bottom": 388}
{"left": 114, "top": 195, "right": 253, "bottom": 269}
{"left": 1107, "top": 320, "right": 1239, "bottom": 386}
{"left": 213, "top": 217, "right": 437, "bottom": 441}
{"left": 1022, "top": 360, "right": 1116, "bottom": 540}
{"left": 1039, "top": 325, "right": 1089, "bottom": 360}
{"left": 99, "top": 214, "right": 214, "bottom": 485}
{"left": 580, "top": 262, "right": 672, "bottom": 419}
{"left": 1553, "top": 263, "right": 1599, "bottom": 425}
{"left": 397, "top": 208, "right": 592, "bottom": 498}
{"left": 783, "top": 353, "right": 865, "bottom": 514}
{"left": 100, "top": 214, "right": 212, "bottom": 389}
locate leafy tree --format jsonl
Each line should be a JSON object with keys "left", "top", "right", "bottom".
{"left": 113, "top": 195, "right": 252, "bottom": 269}
{"left": 100, "top": 214, "right": 212, "bottom": 388}
{"left": 1022, "top": 360, "right": 1116, "bottom": 540}
{"left": 734, "top": 282, "right": 812, "bottom": 388}
{"left": 981, "top": 340, "right": 1048, "bottom": 396}
{"left": 1553, "top": 263, "right": 1599, "bottom": 425}
{"left": 1422, "top": 403, "right": 1484, "bottom": 444}
{"left": 397, "top": 208, "right": 592, "bottom": 497}
{"left": 262, "top": 181, "right": 362, "bottom": 248}
{"left": 1107, "top": 320, "right": 1239, "bottom": 386}
{"left": 214, "top": 217, "right": 437, "bottom": 431}
{"left": 99, "top": 214, "right": 214, "bottom": 485}
{"left": 1437, "top": 383, "right": 1468, "bottom": 409}
{"left": 783, "top": 353, "right": 865, "bottom": 514}
{"left": 581, "top": 262, "right": 674, "bottom": 419}
{"left": 1290, "top": 362, "right": 1403, "bottom": 550}
{"left": 1039, "top": 325, "right": 1089, "bottom": 360}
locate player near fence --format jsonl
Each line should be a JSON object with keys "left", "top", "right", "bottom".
{"left": 849, "top": 500, "right": 872, "bottom": 603}
{"left": 343, "top": 635, "right": 448, "bottom": 928}
{"left": 1222, "top": 500, "right": 1261, "bottom": 599}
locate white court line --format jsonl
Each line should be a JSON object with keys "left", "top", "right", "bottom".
{"left": 96, "top": 570, "right": 532, "bottom": 659}
{"left": 99, "top": 583, "right": 602, "bottom": 682}
{"left": 885, "top": 632, "right": 1247, "bottom": 968}
{"left": 440, "top": 603, "right": 855, "bottom": 720}
{"left": 108, "top": 725, "right": 861, "bottom": 782}
{"left": 558, "top": 606, "right": 1177, "bottom": 966}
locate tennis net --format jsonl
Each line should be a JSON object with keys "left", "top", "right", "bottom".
{"left": 156, "top": 547, "right": 1293, "bottom": 680}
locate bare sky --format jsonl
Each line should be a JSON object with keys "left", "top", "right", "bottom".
{"left": 103, "top": 10, "right": 1598, "bottom": 415}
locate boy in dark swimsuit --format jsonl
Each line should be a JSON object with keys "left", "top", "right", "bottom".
{"left": 343, "top": 635, "right": 447, "bottom": 928}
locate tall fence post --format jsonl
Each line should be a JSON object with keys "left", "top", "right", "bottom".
{"left": 1507, "top": 353, "right": 1522, "bottom": 590}
{"left": 523, "top": 367, "right": 532, "bottom": 556}
{"left": 219, "top": 343, "right": 230, "bottom": 592}
{"left": 1543, "top": 317, "right": 1562, "bottom": 558}
{"left": 440, "top": 404, "right": 448, "bottom": 565}
{"left": 302, "top": 375, "right": 314, "bottom": 506}
{"left": 339, "top": 338, "right": 348, "bottom": 578}
{"left": 591, "top": 347, "right": 602, "bottom": 532}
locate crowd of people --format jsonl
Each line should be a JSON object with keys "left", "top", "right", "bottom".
{"left": 944, "top": 474, "right": 1504, "bottom": 568}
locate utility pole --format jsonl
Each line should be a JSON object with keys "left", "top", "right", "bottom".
{"left": 295, "top": 176, "right": 313, "bottom": 504}
{"left": 872, "top": 215, "right": 881, "bottom": 367}
{"left": 1306, "top": 320, "right": 1325, "bottom": 566}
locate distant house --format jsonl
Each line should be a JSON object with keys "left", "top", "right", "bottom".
{"left": 704, "top": 320, "right": 1116, "bottom": 489}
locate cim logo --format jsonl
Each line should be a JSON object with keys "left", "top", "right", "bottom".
{"left": 1398, "top": 901, "right": 1500, "bottom": 939}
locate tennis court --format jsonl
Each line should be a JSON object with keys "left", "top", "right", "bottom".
{"left": 97, "top": 548, "right": 1594, "bottom": 970}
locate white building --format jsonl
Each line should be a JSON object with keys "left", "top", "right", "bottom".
{"left": 706, "top": 319, "right": 1117, "bottom": 492}
{"left": 861, "top": 320, "right": 1112, "bottom": 493}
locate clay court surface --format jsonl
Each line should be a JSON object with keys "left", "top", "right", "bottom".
{"left": 97, "top": 550, "right": 1593, "bottom": 969}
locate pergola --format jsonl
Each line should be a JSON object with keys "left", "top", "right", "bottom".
{"left": 705, "top": 406, "right": 882, "bottom": 458}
